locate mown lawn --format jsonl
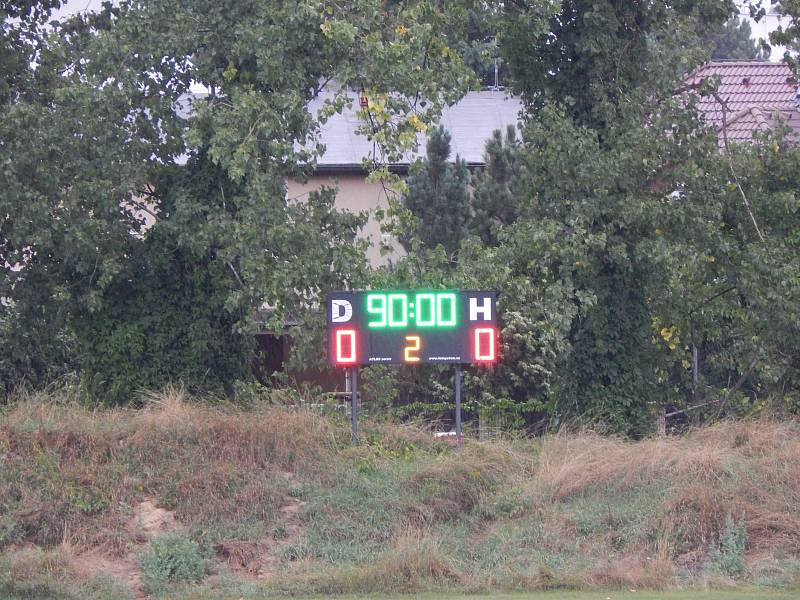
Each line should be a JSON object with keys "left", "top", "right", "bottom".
{"left": 176, "top": 591, "right": 800, "bottom": 600}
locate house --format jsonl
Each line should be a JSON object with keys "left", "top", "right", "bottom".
{"left": 287, "top": 90, "right": 523, "bottom": 266}
{"left": 733, "top": 0, "right": 790, "bottom": 59}
{"left": 687, "top": 61, "right": 800, "bottom": 145}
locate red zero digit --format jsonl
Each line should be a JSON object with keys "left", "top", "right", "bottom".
{"left": 473, "top": 327, "right": 496, "bottom": 362}
{"left": 335, "top": 329, "right": 358, "bottom": 364}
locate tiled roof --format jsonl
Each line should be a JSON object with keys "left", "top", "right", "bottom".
{"left": 686, "top": 61, "right": 800, "bottom": 143}
{"left": 306, "top": 90, "right": 522, "bottom": 169}
{"left": 722, "top": 106, "right": 800, "bottom": 143}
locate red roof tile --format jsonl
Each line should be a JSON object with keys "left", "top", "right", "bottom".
{"left": 687, "top": 61, "right": 799, "bottom": 143}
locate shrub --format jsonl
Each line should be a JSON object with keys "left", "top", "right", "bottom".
{"left": 139, "top": 533, "right": 206, "bottom": 595}
{"left": 706, "top": 514, "right": 747, "bottom": 577}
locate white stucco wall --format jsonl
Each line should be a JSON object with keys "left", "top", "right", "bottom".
{"left": 286, "top": 175, "right": 405, "bottom": 268}
{"left": 736, "top": 0, "right": 791, "bottom": 60}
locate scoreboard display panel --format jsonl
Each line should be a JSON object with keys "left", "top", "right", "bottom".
{"left": 326, "top": 290, "right": 498, "bottom": 367}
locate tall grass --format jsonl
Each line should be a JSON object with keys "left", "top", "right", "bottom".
{"left": 2, "top": 390, "right": 800, "bottom": 597}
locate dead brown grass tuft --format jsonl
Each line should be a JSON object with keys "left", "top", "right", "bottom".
{"left": 404, "top": 442, "right": 528, "bottom": 524}
{"left": 374, "top": 529, "right": 464, "bottom": 587}
{"left": 535, "top": 420, "right": 800, "bottom": 494}
{"left": 371, "top": 421, "right": 444, "bottom": 453}
{"left": 534, "top": 431, "right": 736, "bottom": 501}
{"left": 2, "top": 395, "right": 131, "bottom": 436}
{"left": 129, "top": 393, "right": 338, "bottom": 474}
{"left": 582, "top": 554, "right": 673, "bottom": 590}
{"left": 286, "top": 529, "right": 465, "bottom": 594}
{"left": 663, "top": 483, "right": 730, "bottom": 550}
{"left": 2, "top": 544, "right": 73, "bottom": 582}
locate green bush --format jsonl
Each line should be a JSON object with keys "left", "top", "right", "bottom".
{"left": 707, "top": 514, "right": 747, "bottom": 577}
{"left": 139, "top": 533, "right": 206, "bottom": 595}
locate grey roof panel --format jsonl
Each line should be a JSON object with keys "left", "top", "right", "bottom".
{"left": 307, "top": 90, "right": 522, "bottom": 167}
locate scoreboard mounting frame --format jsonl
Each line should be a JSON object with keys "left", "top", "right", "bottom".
{"left": 326, "top": 290, "right": 498, "bottom": 367}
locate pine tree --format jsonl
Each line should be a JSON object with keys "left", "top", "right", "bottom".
{"left": 705, "top": 17, "right": 766, "bottom": 60}
{"left": 402, "top": 127, "right": 471, "bottom": 254}
{"left": 470, "top": 125, "right": 522, "bottom": 245}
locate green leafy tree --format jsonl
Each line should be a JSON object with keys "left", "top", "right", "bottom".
{"left": 72, "top": 157, "right": 254, "bottom": 403}
{"left": 1, "top": 0, "right": 479, "bottom": 401}
{"left": 501, "top": 0, "right": 735, "bottom": 129}
{"left": 1, "top": 1, "right": 161, "bottom": 394}
{"left": 746, "top": 1, "right": 800, "bottom": 66}
{"left": 704, "top": 17, "right": 766, "bottom": 59}
{"left": 457, "top": 0, "right": 800, "bottom": 433}
{"left": 462, "top": 104, "right": 795, "bottom": 433}
{"left": 453, "top": 3, "right": 508, "bottom": 88}
{"left": 402, "top": 127, "right": 472, "bottom": 255}
{"left": 651, "top": 126, "right": 800, "bottom": 417}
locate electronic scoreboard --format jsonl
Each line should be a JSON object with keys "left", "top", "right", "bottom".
{"left": 326, "top": 290, "right": 498, "bottom": 367}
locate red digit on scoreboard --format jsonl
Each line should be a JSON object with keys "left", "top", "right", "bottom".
{"left": 334, "top": 328, "right": 358, "bottom": 365}
{"left": 472, "top": 327, "right": 497, "bottom": 363}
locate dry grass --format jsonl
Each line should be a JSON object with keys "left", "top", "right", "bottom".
{"left": 581, "top": 554, "right": 674, "bottom": 590}
{"left": 4, "top": 386, "right": 340, "bottom": 474}
{"left": 278, "top": 529, "right": 465, "bottom": 595}
{"left": 535, "top": 430, "right": 735, "bottom": 501}
{"left": 525, "top": 420, "right": 800, "bottom": 574}
{"left": 2, "top": 544, "right": 73, "bottom": 581}
{"left": 365, "top": 529, "right": 465, "bottom": 589}
{"left": 2, "top": 393, "right": 800, "bottom": 597}
{"left": 0, "top": 391, "right": 340, "bottom": 555}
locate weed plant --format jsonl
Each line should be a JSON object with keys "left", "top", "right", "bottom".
{"left": 140, "top": 533, "right": 206, "bottom": 596}
{"left": 706, "top": 515, "right": 747, "bottom": 577}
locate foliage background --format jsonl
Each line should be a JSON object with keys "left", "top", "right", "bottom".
{"left": 2, "top": 0, "right": 800, "bottom": 434}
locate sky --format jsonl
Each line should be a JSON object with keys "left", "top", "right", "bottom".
{"left": 52, "top": 0, "right": 107, "bottom": 20}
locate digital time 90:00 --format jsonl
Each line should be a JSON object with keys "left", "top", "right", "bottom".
{"left": 366, "top": 292, "right": 458, "bottom": 329}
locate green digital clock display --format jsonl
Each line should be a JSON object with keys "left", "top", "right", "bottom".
{"left": 366, "top": 292, "right": 458, "bottom": 329}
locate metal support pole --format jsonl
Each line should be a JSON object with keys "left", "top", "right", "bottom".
{"left": 350, "top": 367, "right": 358, "bottom": 445}
{"left": 455, "top": 365, "right": 462, "bottom": 449}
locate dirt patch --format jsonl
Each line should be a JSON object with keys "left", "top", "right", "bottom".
{"left": 129, "top": 499, "right": 181, "bottom": 542}
{"left": 69, "top": 500, "right": 181, "bottom": 599}
{"left": 71, "top": 549, "right": 145, "bottom": 599}
{"left": 215, "top": 489, "right": 307, "bottom": 580}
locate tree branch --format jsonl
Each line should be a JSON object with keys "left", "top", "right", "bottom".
{"left": 688, "top": 286, "right": 736, "bottom": 315}
{"left": 715, "top": 354, "right": 759, "bottom": 418}
{"left": 227, "top": 261, "right": 244, "bottom": 288}
{"left": 127, "top": 197, "right": 158, "bottom": 221}
{"left": 714, "top": 91, "right": 766, "bottom": 243}
{"left": 665, "top": 354, "right": 760, "bottom": 419}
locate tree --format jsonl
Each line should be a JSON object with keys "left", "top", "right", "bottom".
{"left": 745, "top": 1, "right": 800, "bottom": 67}
{"left": 456, "top": 97, "right": 798, "bottom": 434}
{"left": 1, "top": 1, "right": 164, "bottom": 394}
{"left": 453, "top": 3, "right": 508, "bottom": 89}
{"left": 454, "top": 0, "right": 800, "bottom": 433}
{"left": 1, "top": 0, "right": 479, "bottom": 401}
{"left": 470, "top": 125, "right": 523, "bottom": 245}
{"left": 704, "top": 17, "right": 766, "bottom": 59}
{"left": 401, "top": 127, "right": 472, "bottom": 255}
{"left": 500, "top": 0, "right": 735, "bottom": 129}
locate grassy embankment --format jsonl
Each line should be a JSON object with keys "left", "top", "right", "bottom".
{"left": 1, "top": 389, "right": 799, "bottom": 599}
